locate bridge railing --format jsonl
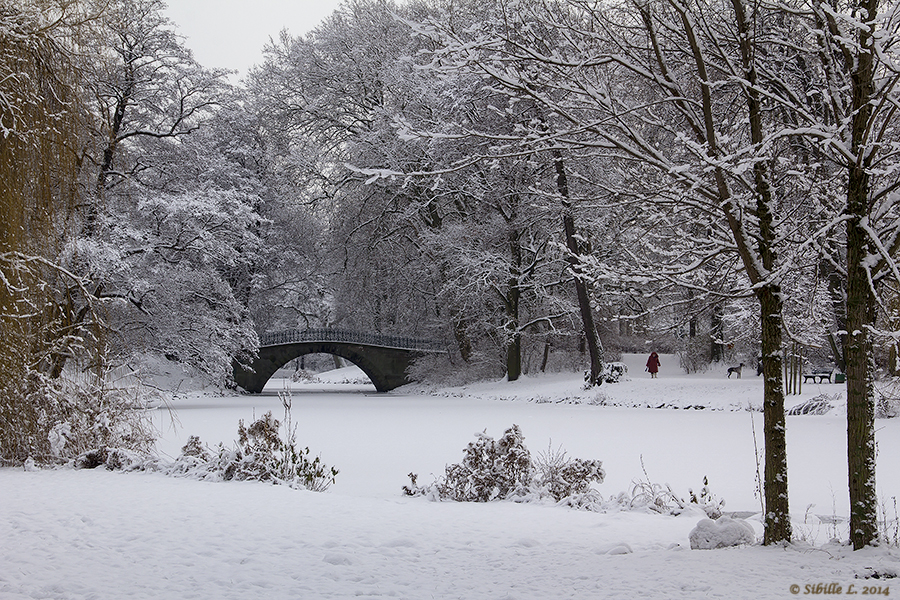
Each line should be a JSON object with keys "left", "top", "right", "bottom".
{"left": 259, "top": 328, "right": 446, "bottom": 352}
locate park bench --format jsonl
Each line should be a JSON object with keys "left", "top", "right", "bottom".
{"left": 802, "top": 370, "right": 833, "bottom": 384}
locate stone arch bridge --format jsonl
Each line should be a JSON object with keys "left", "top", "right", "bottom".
{"left": 233, "top": 329, "right": 446, "bottom": 393}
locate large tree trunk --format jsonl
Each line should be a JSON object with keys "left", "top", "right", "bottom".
{"left": 505, "top": 252, "right": 522, "bottom": 381}
{"left": 552, "top": 149, "right": 603, "bottom": 385}
{"left": 842, "top": 0, "right": 880, "bottom": 549}
{"left": 451, "top": 312, "right": 473, "bottom": 363}
{"left": 757, "top": 285, "right": 791, "bottom": 544}
{"left": 502, "top": 198, "right": 524, "bottom": 381}
{"left": 844, "top": 164, "right": 879, "bottom": 549}
{"left": 506, "top": 321, "right": 522, "bottom": 381}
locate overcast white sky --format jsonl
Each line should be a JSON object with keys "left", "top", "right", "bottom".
{"left": 163, "top": 0, "right": 345, "bottom": 79}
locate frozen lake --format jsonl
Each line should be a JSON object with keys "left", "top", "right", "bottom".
{"left": 152, "top": 362, "right": 899, "bottom": 519}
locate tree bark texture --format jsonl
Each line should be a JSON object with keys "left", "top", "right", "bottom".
{"left": 843, "top": 0, "right": 880, "bottom": 548}
{"left": 505, "top": 234, "right": 522, "bottom": 381}
{"left": 758, "top": 286, "right": 791, "bottom": 544}
{"left": 844, "top": 166, "right": 879, "bottom": 549}
{"left": 452, "top": 313, "right": 473, "bottom": 363}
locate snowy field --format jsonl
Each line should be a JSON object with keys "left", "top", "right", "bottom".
{"left": 3, "top": 354, "right": 900, "bottom": 599}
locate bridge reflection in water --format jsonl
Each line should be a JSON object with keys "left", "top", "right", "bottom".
{"left": 233, "top": 329, "right": 446, "bottom": 393}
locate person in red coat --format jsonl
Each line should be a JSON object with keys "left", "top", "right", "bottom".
{"left": 646, "top": 351, "right": 661, "bottom": 378}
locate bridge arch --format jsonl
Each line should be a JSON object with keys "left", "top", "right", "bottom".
{"left": 233, "top": 330, "right": 444, "bottom": 393}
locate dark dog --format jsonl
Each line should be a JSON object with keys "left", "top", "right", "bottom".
{"left": 727, "top": 363, "right": 746, "bottom": 378}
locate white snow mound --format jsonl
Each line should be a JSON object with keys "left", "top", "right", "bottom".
{"left": 689, "top": 516, "right": 756, "bottom": 549}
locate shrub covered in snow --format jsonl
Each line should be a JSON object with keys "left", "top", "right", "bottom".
{"left": 74, "top": 447, "right": 146, "bottom": 471}
{"left": 626, "top": 479, "right": 686, "bottom": 514}
{"left": 403, "top": 426, "right": 726, "bottom": 518}
{"left": 164, "top": 411, "right": 338, "bottom": 491}
{"left": 689, "top": 476, "right": 726, "bottom": 519}
{"left": 225, "top": 411, "right": 338, "bottom": 490}
{"left": 619, "top": 469, "right": 725, "bottom": 518}
{"left": 689, "top": 516, "right": 755, "bottom": 549}
{"left": 876, "top": 393, "right": 900, "bottom": 419}
{"left": 603, "top": 362, "right": 628, "bottom": 383}
{"left": 787, "top": 394, "right": 837, "bottom": 416}
{"left": 583, "top": 362, "right": 628, "bottom": 387}
{"left": 534, "top": 444, "right": 606, "bottom": 502}
{"left": 2, "top": 370, "right": 156, "bottom": 466}
{"left": 404, "top": 425, "right": 605, "bottom": 504}
{"left": 439, "top": 424, "right": 534, "bottom": 502}
{"left": 71, "top": 391, "right": 338, "bottom": 492}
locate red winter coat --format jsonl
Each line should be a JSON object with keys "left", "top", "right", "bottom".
{"left": 646, "top": 353, "right": 660, "bottom": 373}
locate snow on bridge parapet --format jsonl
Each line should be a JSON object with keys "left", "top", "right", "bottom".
{"left": 259, "top": 329, "right": 447, "bottom": 353}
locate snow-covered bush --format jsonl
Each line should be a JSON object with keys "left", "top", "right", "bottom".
{"left": 154, "top": 416, "right": 338, "bottom": 490}
{"left": 689, "top": 476, "right": 726, "bottom": 519}
{"left": 74, "top": 446, "right": 147, "bottom": 471}
{"left": 153, "top": 437, "right": 234, "bottom": 481}
{"left": 534, "top": 444, "right": 606, "bottom": 502}
{"left": 627, "top": 479, "right": 686, "bottom": 514}
{"left": 180, "top": 435, "right": 210, "bottom": 460}
{"left": 230, "top": 412, "right": 285, "bottom": 481}
{"left": 623, "top": 465, "right": 725, "bottom": 518}
{"left": 404, "top": 425, "right": 605, "bottom": 504}
{"left": 219, "top": 411, "right": 339, "bottom": 490}
{"left": 689, "top": 516, "right": 755, "bottom": 549}
{"left": 787, "top": 394, "right": 837, "bottom": 416}
{"left": 77, "top": 393, "right": 340, "bottom": 493}
{"left": 290, "top": 369, "right": 316, "bottom": 383}
{"left": 440, "top": 425, "right": 534, "bottom": 502}
{"left": 583, "top": 362, "right": 628, "bottom": 387}
{"left": 876, "top": 393, "right": 900, "bottom": 419}
{"left": 3, "top": 368, "right": 156, "bottom": 466}
{"left": 604, "top": 362, "right": 628, "bottom": 383}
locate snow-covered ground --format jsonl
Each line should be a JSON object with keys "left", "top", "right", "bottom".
{"left": 3, "top": 354, "right": 899, "bottom": 599}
